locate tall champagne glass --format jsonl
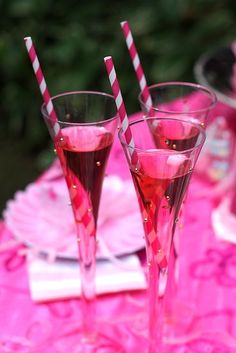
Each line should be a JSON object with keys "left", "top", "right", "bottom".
{"left": 42, "top": 91, "right": 121, "bottom": 353}
{"left": 139, "top": 82, "right": 216, "bottom": 341}
{"left": 119, "top": 117, "right": 206, "bottom": 353}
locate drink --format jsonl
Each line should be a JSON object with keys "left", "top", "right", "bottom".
{"left": 149, "top": 119, "right": 200, "bottom": 151}
{"left": 55, "top": 126, "right": 113, "bottom": 225}
{"left": 42, "top": 91, "right": 121, "bottom": 352}
{"left": 130, "top": 152, "right": 192, "bottom": 248}
{"left": 119, "top": 117, "right": 206, "bottom": 353}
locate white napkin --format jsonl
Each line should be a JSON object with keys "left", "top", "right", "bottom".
{"left": 27, "top": 253, "right": 147, "bottom": 302}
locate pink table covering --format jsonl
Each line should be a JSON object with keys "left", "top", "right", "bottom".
{"left": 1, "top": 117, "right": 236, "bottom": 353}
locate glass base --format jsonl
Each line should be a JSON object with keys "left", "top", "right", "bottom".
{"left": 54, "top": 323, "right": 127, "bottom": 353}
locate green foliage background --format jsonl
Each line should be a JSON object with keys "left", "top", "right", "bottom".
{"left": 0, "top": 0, "right": 236, "bottom": 211}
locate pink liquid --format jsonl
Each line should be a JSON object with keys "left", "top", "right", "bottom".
{"left": 149, "top": 120, "right": 200, "bottom": 151}
{"left": 55, "top": 126, "right": 113, "bottom": 224}
{"left": 131, "top": 153, "right": 192, "bottom": 236}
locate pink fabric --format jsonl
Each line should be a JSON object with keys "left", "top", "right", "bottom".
{"left": 1, "top": 175, "right": 236, "bottom": 352}
{"left": 1, "top": 111, "right": 236, "bottom": 352}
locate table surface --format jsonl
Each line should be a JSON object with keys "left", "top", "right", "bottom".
{"left": 1, "top": 127, "right": 236, "bottom": 353}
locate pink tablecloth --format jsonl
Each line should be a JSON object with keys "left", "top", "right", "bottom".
{"left": 1, "top": 126, "right": 236, "bottom": 353}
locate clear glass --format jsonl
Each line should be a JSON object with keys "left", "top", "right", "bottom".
{"left": 139, "top": 82, "right": 217, "bottom": 344}
{"left": 139, "top": 81, "right": 217, "bottom": 127}
{"left": 119, "top": 117, "right": 206, "bottom": 352}
{"left": 42, "top": 91, "right": 122, "bottom": 353}
{"left": 195, "top": 45, "right": 236, "bottom": 208}
{"left": 194, "top": 45, "right": 236, "bottom": 110}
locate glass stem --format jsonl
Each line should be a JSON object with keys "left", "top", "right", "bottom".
{"left": 163, "top": 242, "right": 177, "bottom": 321}
{"left": 78, "top": 227, "right": 97, "bottom": 341}
{"left": 147, "top": 254, "right": 165, "bottom": 353}
{"left": 146, "top": 221, "right": 177, "bottom": 353}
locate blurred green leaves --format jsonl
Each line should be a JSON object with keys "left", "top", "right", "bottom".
{"left": 1, "top": 0, "right": 236, "bottom": 142}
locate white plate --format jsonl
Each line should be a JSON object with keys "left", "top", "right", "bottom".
{"left": 3, "top": 175, "right": 145, "bottom": 260}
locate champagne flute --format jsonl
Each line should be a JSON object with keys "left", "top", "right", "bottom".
{"left": 138, "top": 82, "right": 216, "bottom": 341}
{"left": 118, "top": 117, "right": 206, "bottom": 352}
{"left": 42, "top": 91, "right": 122, "bottom": 353}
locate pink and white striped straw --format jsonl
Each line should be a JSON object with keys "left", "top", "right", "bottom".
{"left": 120, "top": 20, "right": 152, "bottom": 110}
{"left": 104, "top": 56, "right": 139, "bottom": 167}
{"left": 104, "top": 55, "right": 167, "bottom": 269}
{"left": 24, "top": 36, "right": 62, "bottom": 141}
{"left": 24, "top": 36, "right": 95, "bottom": 238}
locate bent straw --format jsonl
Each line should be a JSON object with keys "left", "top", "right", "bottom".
{"left": 24, "top": 37, "right": 95, "bottom": 237}
{"left": 120, "top": 20, "right": 152, "bottom": 110}
{"left": 104, "top": 56, "right": 167, "bottom": 269}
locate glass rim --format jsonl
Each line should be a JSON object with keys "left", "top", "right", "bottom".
{"left": 41, "top": 90, "right": 117, "bottom": 126}
{"left": 138, "top": 81, "right": 217, "bottom": 115}
{"left": 118, "top": 116, "right": 206, "bottom": 155}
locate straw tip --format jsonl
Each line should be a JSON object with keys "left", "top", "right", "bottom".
{"left": 120, "top": 20, "right": 127, "bottom": 27}
{"left": 104, "top": 56, "right": 112, "bottom": 62}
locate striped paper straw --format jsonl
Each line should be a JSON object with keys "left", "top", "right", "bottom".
{"left": 24, "top": 37, "right": 62, "bottom": 141}
{"left": 142, "top": 207, "right": 167, "bottom": 268}
{"left": 120, "top": 20, "right": 152, "bottom": 110}
{"left": 104, "top": 55, "right": 167, "bottom": 269}
{"left": 104, "top": 56, "right": 139, "bottom": 167}
{"left": 24, "top": 37, "right": 95, "bottom": 237}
